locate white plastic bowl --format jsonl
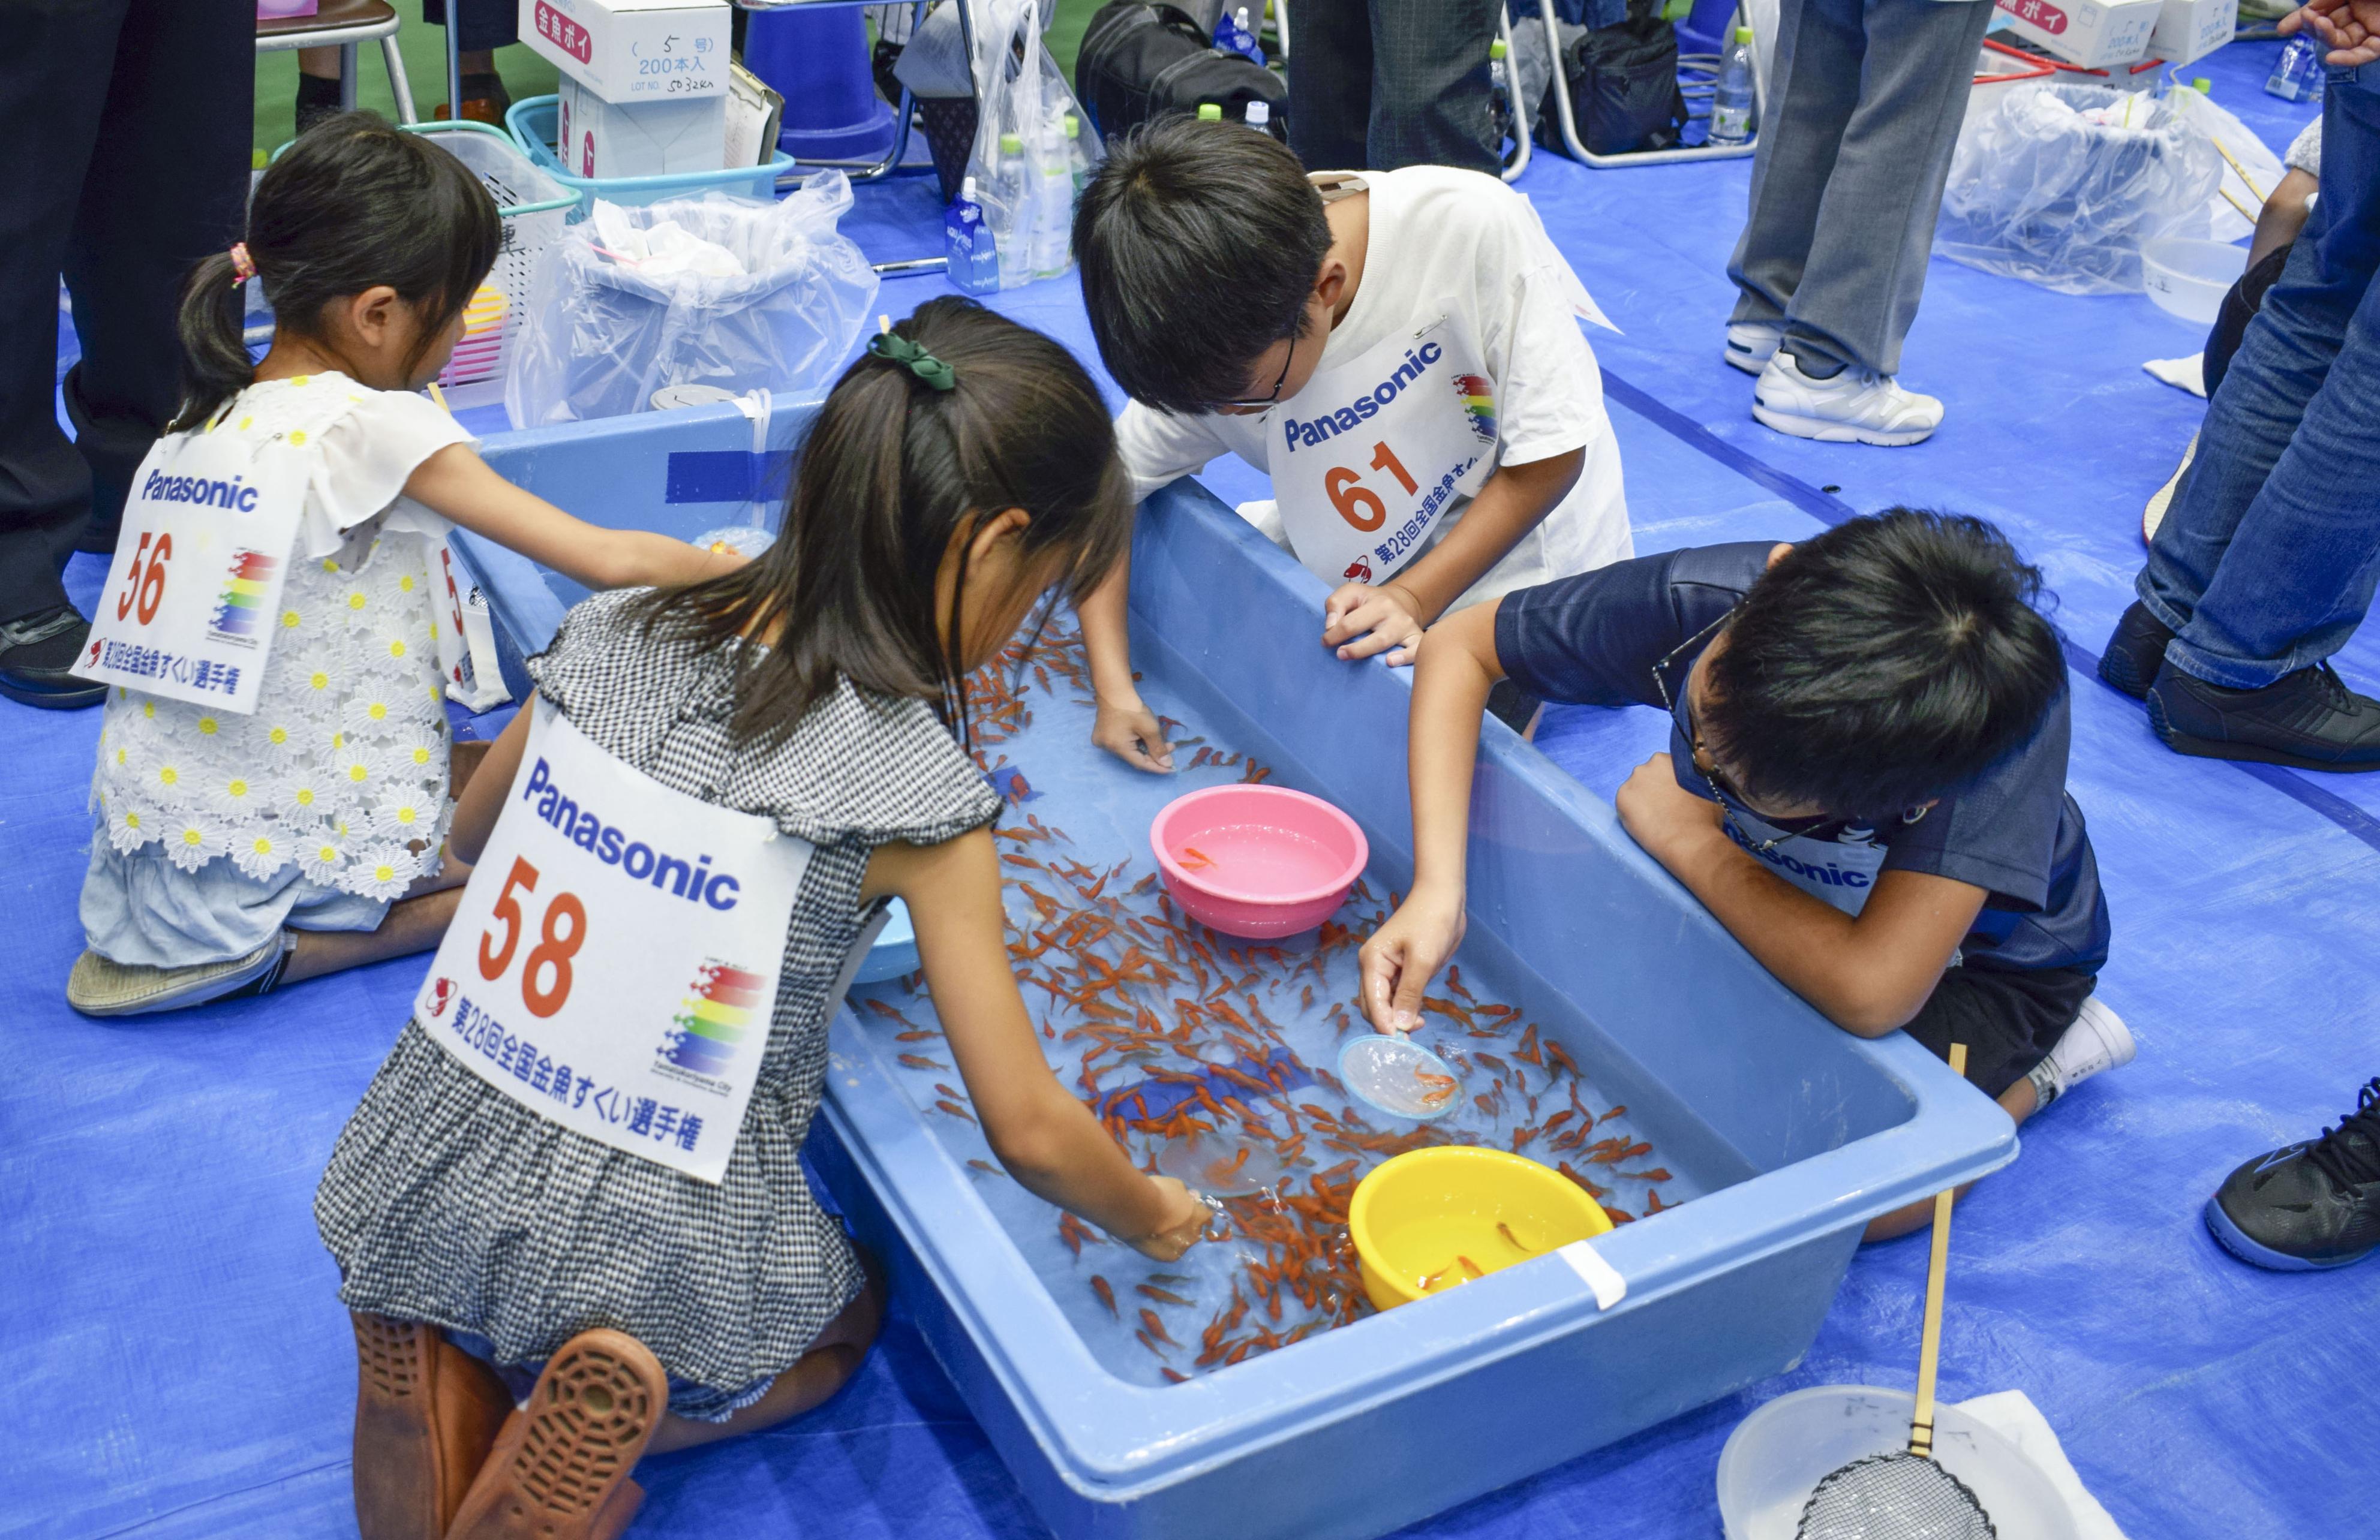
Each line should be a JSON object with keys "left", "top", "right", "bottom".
{"left": 2141, "top": 237, "right": 2242, "bottom": 326}
{"left": 1716, "top": 1386, "right": 2081, "bottom": 1540}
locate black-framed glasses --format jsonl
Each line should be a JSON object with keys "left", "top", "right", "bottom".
{"left": 1649, "top": 615, "right": 1844, "bottom": 855}
{"left": 1207, "top": 326, "right": 1300, "bottom": 412}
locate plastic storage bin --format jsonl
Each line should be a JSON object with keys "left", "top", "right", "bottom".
{"left": 455, "top": 398, "right": 2018, "bottom": 1540}
{"left": 507, "top": 95, "right": 795, "bottom": 218}
{"left": 2141, "top": 235, "right": 2241, "bottom": 324}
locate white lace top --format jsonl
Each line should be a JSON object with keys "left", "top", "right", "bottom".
{"left": 91, "top": 373, "right": 474, "bottom": 900}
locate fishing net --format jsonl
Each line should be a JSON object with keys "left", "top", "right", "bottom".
{"left": 1795, "top": 1451, "right": 1996, "bottom": 1540}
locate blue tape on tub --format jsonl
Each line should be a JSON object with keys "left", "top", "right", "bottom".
{"left": 665, "top": 450, "right": 794, "bottom": 505}
{"left": 1600, "top": 365, "right": 2380, "bottom": 862}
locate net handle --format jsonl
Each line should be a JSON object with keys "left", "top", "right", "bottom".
{"left": 1909, "top": 1041, "right": 1967, "bottom": 1458}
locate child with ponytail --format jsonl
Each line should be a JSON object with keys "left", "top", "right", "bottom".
{"left": 71, "top": 113, "right": 734, "bottom": 1017}
{"left": 314, "top": 299, "right": 1211, "bottom": 1540}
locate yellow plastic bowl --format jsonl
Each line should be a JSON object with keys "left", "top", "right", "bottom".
{"left": 1348, "top": 1147, "right": 1611, "bottom": 1311}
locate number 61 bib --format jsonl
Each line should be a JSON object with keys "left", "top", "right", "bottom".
{"left": 1267, "top": 308, "right": 1499, "bottom": 589}
{"left": 72, "top": 425, "right": 308, "bottom": 714}
{"left": 416, "top": 703, "right": 810, "bottom": 1184}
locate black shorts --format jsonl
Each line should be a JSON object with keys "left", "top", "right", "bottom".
{"left": 1486, "top": 678, "right": 1541, "bottom": 735}
{"left": 1901, "top": 965, "right": 2096, "bottom": 1099}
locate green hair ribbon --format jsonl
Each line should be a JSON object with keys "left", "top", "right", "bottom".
{"left": 869, "top": 330, "right": 957, "bottom": 392}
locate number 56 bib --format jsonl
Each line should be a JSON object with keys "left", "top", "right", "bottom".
{"left": 416, "top": 703, "right": 810, "bottom": 1183}
{"left": 1267, "top": 309, "right": 1498, "bottom": 589}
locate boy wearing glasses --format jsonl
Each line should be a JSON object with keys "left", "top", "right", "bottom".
{"left": 1359, "top": 512, "right": 2130, "bottom": 1238}
{"left": 1069, "top": 117, "right": 1633, "bottom": 767}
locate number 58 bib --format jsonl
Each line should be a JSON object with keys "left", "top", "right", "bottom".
{"left": 416, "top": 703, "right": 810, "bottom": 1183}
{"left": 1267, "top": 309, "right": 1498, "bottom": 589}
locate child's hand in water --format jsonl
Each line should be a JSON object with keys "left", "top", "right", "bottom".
{"left": 1092, "top": 690, "right": 1175, "bottom": 774}
{"left": 1121, "top": 1177, "right": 1216, "bottom": 1261}
{"left": 1359, "top": 883, "right": 1467, "bottom": 1034}
{"left": 1323, "top": 580, "right": 1428, "bottom": 666}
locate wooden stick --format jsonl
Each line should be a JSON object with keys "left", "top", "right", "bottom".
{"left": 2210, "top": 136, "right": 2267, "bottom": 206}
{"left": 1909, "top": 1042, "right": 1967, "bottom": 1460}
{"left": 2218, "top": 184, "right": 2259, "bottom": 226}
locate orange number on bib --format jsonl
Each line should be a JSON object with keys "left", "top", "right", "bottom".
{"left": 480, "top": 856, "right": 538, "bottom": 980}
{"left": 1369, "top": 440, "right": 1419, "bottom": 496}
{"left": 1326, "top": 467, "right": 1386, "bottom": 533}
{"left": 115, "top": 532, "right": 173, "bottom": 624}
{"left": 521, "top": 892, "right": 587, "bottom": 1018}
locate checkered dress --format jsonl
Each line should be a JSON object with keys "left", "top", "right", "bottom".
{"left": 315, "top": 590, "right": 999, "bottom": 1394}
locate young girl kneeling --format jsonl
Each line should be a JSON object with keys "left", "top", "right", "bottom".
{"left": 71, "top": 115, "right": 732, "bottom": 1016}
{"left": 314, "top": 300, "right": 1212, "bottom": 1540}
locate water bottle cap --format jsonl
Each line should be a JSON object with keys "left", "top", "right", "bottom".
{"left": 1000, "top": 131, "right": 1024, "bottom": 152}
{"left": 2193, "top": 76, "right": 2211, "bottom": 92}
{"left": 961, "top": 175, "right": 977, "bottom": 200}
{"left": 1490, "top": 38, "right": 1507, "bottom": 59}
{"left": 1246, "top": 100, "right": 1271, "bottom": 126}
{"left": 1198, "top": 103, "right": 1223, "bottom": 121}
{"left": 1734, "top": 23, "right": 1753, "bottom": 41}
{"left": 1237, "top": 5, "right": 1250, "bottom": 21}
{"left": 1064, "top": 112, "right": 1079, "bottom": 134}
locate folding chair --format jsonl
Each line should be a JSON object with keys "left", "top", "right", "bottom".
{"left": 256, "top": 0, "right": 418, "bottom": 125}
{"left": 1514, "top": 0, "right": 1754, "bottom": 168}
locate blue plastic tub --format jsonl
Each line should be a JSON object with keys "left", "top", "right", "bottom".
{"left": 506, "top": 95, "right": 795, "bottom": 216}
{"left": 462, "top": 399, "right": 2018, "bottom": 1540}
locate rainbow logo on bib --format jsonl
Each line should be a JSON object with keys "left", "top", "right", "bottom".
{"left": 1454, "top": 374, "right": 1498, "bottom": 446}
{"left": 659, "top": 960, "right": 767, "bottom": 1078}
{"left": 208, "top": 549, "right": 280, "bottom": 647}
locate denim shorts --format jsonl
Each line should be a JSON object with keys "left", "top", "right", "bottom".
{"left": 445, "top": 1330, "right": 774, "bottom": 1424}
{"left": 79, "top": 839, "right": 390, "bottom": 968}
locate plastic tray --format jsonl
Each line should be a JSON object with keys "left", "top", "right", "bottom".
{"left": 505, "top": 96, "right": 796, "bottom": 218}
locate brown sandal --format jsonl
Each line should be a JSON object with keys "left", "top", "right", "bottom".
{"left": 350, "top": 1313, "right": 516, "bottom": 1540}
{"left": 444, "top": 1329, "right": 668, "bottom": 1540}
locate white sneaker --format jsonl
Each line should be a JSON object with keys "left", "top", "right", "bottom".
{"left": 1724, "top": 320, "right": 1784, "bottom": 375}
{"left": 2032, "top": 995, "right": 2136, "bottom": 1107}
{"left": 1751, "top": 352, "right": 1944, "bottom": 447}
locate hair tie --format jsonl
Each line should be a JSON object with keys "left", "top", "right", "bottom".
{"left": 868, "top": 329, "right": 956, "bottom": 392}
{"left": 227, "top": 243, "right": 256, "bottom": 285}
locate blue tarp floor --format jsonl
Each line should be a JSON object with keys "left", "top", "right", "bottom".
{"left": 7, "top": 35, "right": 2371, "bottom": 1540}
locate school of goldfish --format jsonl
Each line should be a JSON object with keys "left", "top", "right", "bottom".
{"left": 851, "top": 616, "right": 1681, "bottom": 1384}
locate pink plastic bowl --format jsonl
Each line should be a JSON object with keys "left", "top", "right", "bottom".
{"left": 1150, "top": 785, "right": 1368, "bottom": 939}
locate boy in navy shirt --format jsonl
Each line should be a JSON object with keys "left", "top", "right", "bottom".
{"left": 1360, "top": 511, "right": 2129, "bottom": 1237}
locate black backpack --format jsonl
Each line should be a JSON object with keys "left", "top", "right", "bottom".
{"left": 1539, "top": 0, "right": 1687, "bottom": 158}
{"left": 1075, "top": 2, "right": 1288, "bottom": 143}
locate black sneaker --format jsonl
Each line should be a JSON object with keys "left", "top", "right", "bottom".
{"left": 0, "top": 606, "right": 106, "bottom": 711}
{"left": 2145, "top": 658, "right": 2380, "bottom": 771}
{"left": 2097, "top": 601, "right": 2174, "bottom": 699}
{"left": 2206, "top": 1077, "right": 2380, "bottom": 1271}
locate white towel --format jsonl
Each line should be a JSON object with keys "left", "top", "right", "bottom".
{"left": 1957, "top": 1390, "right": 2130, "bottom": 1540}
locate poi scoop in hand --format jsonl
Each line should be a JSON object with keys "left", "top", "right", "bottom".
{"left": 1795, "top": 1043, "right": 1994, "bottom": 1540}
{"left": 1338, "top": 1031, "right": 1462, "bottom": 1122}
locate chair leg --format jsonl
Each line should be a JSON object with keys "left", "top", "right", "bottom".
{"left": 382, "top": 35, "right": 417, "bottom": 124}
{"left": 340, "top": 41, "right": 359, "bottom": 111}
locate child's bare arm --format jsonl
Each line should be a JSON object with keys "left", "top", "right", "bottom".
{"left": 1081, "top": 558, "right": 1175, "bottom": 774}
{"left": 449, "top": 694, "right": 537, "bottom": 866}
{"left": 404, "top": 444, "right": 744, "bottom": 592}
{"left": 1323, "top": 448, "right": 1583, "bottom": 665}
{"left": 1358, "top": 600, "right": 1505, "bottom": 1032}
{"left": 866, "top": 827, "right": 1209, "bottom": 1258}
{"left": 1614, "top": 754, "right": 1987, "bottom": 1036}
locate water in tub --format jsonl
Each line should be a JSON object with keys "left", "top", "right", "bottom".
{"left": 846, "top": 615, "right": 1724, "bottom": 1388}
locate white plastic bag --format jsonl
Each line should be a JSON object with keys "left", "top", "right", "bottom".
{"left": 1935, "top": 83, "right": 2222, "bottom": 296}
{"left": 504, "top": 177, "right": 879, "bottom": 428}
{"left": 963, "top": 0, "right": 1098, "bottom": 290}
{"left": 2162, "top": 86, "right": 2286, "bottom": 245}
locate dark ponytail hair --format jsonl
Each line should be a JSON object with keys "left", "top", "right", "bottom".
{"left": 633, "top": 298, "right": 1132, "bottom": 747}
{"left": 171, "top": 111, "right": 501, "bottom": 431}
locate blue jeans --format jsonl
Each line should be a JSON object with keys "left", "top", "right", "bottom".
{"left": 2138, "top": 64, "right": 2380, "bottom": 690}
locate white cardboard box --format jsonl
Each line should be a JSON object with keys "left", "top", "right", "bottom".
{"left": 1994, "top": 0, "right": 2162, "bottom": 68}
{"left": 558, "top": 76, "right": 728, "bottom": 179}
{"left": 2149, "top": 0, "right": 2235, "bottom": 65}
{"left": 520, "top": 0, "right": 730, "bottom": 104}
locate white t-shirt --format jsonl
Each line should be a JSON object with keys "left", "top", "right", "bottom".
{"left": 1114, "top": 166, "right": 1633, "bottom": 608}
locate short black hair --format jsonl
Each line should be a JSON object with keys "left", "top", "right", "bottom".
{"left": 1072, "top": 117, "right": 1333, "bottom": 414}
{"left": 1700, "top": 510, "right": 2066, "bottom": 821}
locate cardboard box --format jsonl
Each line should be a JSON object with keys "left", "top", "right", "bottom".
{"left": 1994, "top": 0, "right": 2162, "bottom": 68}
{"left": 521, "top": 0, "right": 730, "bottom": 104}
{"left": 558, "top": 76, "right": 728, "bottom": 179}
{"left": 2148, "top": 0, "right": 2235, "bottom": 65}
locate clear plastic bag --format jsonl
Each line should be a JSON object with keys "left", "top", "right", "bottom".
{"left": 504, "top": 176, "right": 879, "bottom": 428}
{"left": 1934, "top": 83, "right": 2223, "bottom": 297}
{"left": 963, "top": 0, "right": 1098, "bottom": 290}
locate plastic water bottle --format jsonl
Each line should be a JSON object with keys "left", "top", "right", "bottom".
{"left": 1215, "top": 5, "right": 1264, "bottom": 64}
{"left": 2265, "top": 34, "right": 2325, "bottom": 105}
{"left": 1711, "top": 25, "right": 1756, "bottom": 146}
{"left": 1245, "top": 99, "right": 1272, "bottom": 136}
{"left": 1489, "top": 38, "right": 1512, "bottom": 151}
{"left": 1030, "top": 119, "right": 1073, "bottom": 278}
{"left": 1062, "top": 112, "right": 1092, "bottom": 192}
{"left": 943, "top": 176, "right": 1000, "bottom": 296}
{"left": 993, "top": 131, "right": 1032, "bottom": 289}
